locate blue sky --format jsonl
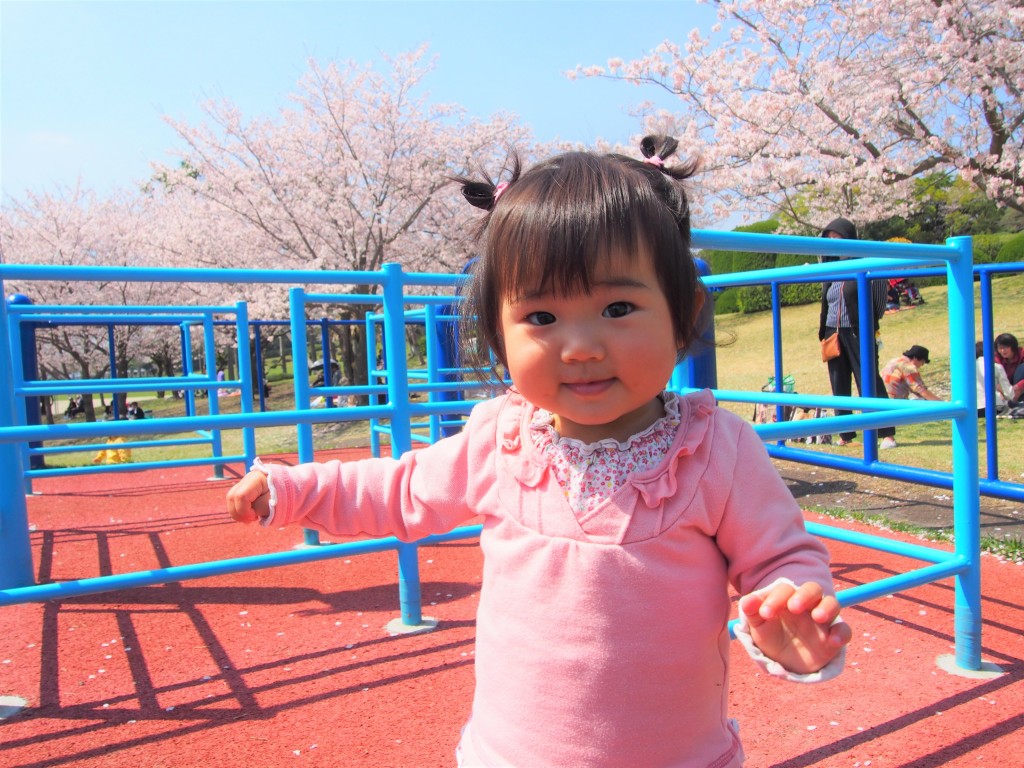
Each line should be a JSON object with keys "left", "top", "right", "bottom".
{"left": 1, "top": 0, "right": 719, "bottom": 204}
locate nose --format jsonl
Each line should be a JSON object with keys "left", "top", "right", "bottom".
{"left": 560, "top": 325, "right": 605, "bottom": 363}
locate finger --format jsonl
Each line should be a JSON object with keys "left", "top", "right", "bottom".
{"left": 739, "top": 593, "right": 767, "bottom": 626}
{"left": 785, "top": 582, "right": 825, "bottom": 615}
{"left": 754, "top": 582, "right": 798, "bottom": 620}
{"left": 252, "top": 491, "right": 271, "bottom": 521}
{"left": 829, "top": 618, "right": 853, "bottom": 648}
{"left": 810, "top": 594, "right": 843, "bottom": 624}
{"left": 226, "top": 492, "right": 258, "bottom": 523}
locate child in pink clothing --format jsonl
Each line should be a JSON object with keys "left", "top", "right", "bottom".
{"left": 227, "top": 136, "right": 850, "bottom": 767}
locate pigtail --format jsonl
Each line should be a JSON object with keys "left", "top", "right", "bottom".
{"left": 452, "top": 153, "right": 522, "bottom": 212}
{"left": 638, "top": 135, "right": 697, "bottom": 180}
{"left": 640, "top": 135, "right": 677, "bottom": 165}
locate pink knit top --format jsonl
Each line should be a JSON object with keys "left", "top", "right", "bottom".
{"left": 259, "top": 390, "right": 838, "bottom": 767}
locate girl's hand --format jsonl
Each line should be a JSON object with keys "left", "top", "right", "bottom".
{"left": 226, "top": 470, "right": 271, "bottom": 524}
{"left": 739, "top": 581, "right": 850, "bottom": 675}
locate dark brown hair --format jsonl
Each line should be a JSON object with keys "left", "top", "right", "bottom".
{"left": 455, "top": 136, "right": 707, "bottom": 370}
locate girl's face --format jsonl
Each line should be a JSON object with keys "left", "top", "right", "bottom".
{"left": 996, "top": 344, "right": 1012, "bottom": 361}
{"left": 499, "top": 249, "right": 681, "bottom": 444}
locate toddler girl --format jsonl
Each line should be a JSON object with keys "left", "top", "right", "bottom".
{"left": 226, "top": 136, "right": 850, "bottom": 767}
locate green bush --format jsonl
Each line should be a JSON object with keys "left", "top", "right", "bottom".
{"left": 734, "top": 220, "right": 781, "bottom": 236}
{"left": 780, "top": 282, "right": 821, "bottom": 306}
{"left": 973, "top": 233, "right": 1014, "bottom": 264}
{"left": 704, "top": 249, "right": 734, "bottom": 275}
{"left": 713, "top": 288, "right": 740, "bottom": 315}
{"left": 731, "top": 251, "right": 777, "bottom": 273}
{"left": 737, "top": 285, "right": 772, "bottom": 314}
{"left": 699, "top": 219, "right": 781, "bottom": 279}
{"left": 995, "top": 233, "right": 1024, "bottom": 264}
{"left": 774, "top": 253, "right": 821, "bottom": 307}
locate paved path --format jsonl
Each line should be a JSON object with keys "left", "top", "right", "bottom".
{"left": 776, "top": 460, "right": 1024, "bottom": 542}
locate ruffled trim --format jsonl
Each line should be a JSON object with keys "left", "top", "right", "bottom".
{"left": 497, "top": 389, "right": 719, "bottom": 507}
{"left": 251, "top": 457, "right": 279, "bottom": 527}
{"left": 629, "top": 390, "right": 716, "bottom": 508}
{"left": 530, "top": 393, "right": 681, "bottom": 457}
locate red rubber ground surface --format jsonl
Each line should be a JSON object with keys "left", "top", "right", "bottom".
{"left": 2, "top": 451, "right": 1022, "bottom": 767}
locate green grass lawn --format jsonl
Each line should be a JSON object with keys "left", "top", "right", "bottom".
{"left": 711, "top": 272, "right": 1024, "bottom": 483}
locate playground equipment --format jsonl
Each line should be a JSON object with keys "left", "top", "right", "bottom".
{"left": 0, "top": 233, "right": 997, "bottom": 671}
{"left": 5, "top": 300, "right": 258, "bottom": 494}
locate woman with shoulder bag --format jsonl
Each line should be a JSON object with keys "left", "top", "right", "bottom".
{"left": 818, "top": 218, "right": 896, "bottom": 448}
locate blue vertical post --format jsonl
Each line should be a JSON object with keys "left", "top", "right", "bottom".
{"left": 424, "top": 304, "right": 442, "bottom": 442}
{"left": 8, "top": 296, "right": 44, "bottom": 482}
{"left": 367, "top": 312, "right": 384, "bottom": 458}
{"left": 692, "top": 257, "right": 718, "bottom": 390}
{"left": 769, "top": 281, "right": 786, "bottom": 434}
{"left": 979, "top": 273, "right": 998, "bottom": 479}
{"left": 381, "top": 264, "right": 424, "bottom": 627}
{"left": 289, "top": 288, "right": 320, "bottom": 546}
{"left": 6, "top": 298, "right": 35, "bottom": 495}
{"left": 0, "top": 284, "right": 35, "bottom": 588}
{"left": 671, "top": 257, "right": 718, "bottom": 393}
{"left": 203, "top": 313, "right": 224, "bottom": 479}
{"left": 107, "top": 324, "right": 120, "bottom": 420}
{"left": 947, "top": 236, "right": 981, "bottom": 671}
{"left": 319, "top": 317, "right": 334, "bottom": 408}
{"left": 181, "top": 323, "right": 197, "bottom": 417}
{"left": 856, "top": 272, "right": 878, "bottom": 460}
{"left": 253, "top": 322, "right": 267, "bottom": 413}
{"left": 234, "top": 302, "right": 257, "bottom": 472}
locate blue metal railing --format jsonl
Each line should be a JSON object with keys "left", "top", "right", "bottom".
{"left": 0, "top": 231, "right": 991, "bottom": 670}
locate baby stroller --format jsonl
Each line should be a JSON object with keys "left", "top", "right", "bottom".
{"left": 887, "top": 278, "right": 924, "bottom": 307}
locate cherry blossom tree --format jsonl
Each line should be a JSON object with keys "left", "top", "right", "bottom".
{"left": 1, "top": 187, "right": 196, "bottom": 418}
{"left": 158, "top": 46, "right": 530, "bottom": 389}
{"left": 574, "top": 0, "right": 1023, "bottom": 227}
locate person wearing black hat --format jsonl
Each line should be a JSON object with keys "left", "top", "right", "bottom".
{"left": 880, "top": 346, "right": 942, "bottom": 446}
{"left": 818, "top": 217, "right": 897, "bottom": 447}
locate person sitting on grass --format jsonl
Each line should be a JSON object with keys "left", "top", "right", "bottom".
{"left": 976, "top": 340, "right": 1017, "bottom": 417}
{"left": 880, "top": 345, "right": 943, "bottom": 448}
{"left": 995, "top": 333, "right": 1024, "bottom": 402}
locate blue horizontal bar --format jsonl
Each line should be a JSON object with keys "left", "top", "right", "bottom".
{"left": 834, "top": 559, "right": 970, "bottom": 607}
{"left": 25, "top": 454, "right": 247, "bottom": 479}
{"left": 30, "top": 437, "right": 212, "bottom": 455}
{"left": 805, "top": 521, "right": 955, "bottom": 564}
{"left": 0, "top": 525, "right": 482, "bottom": 607}
{"left": 8, "top": 304, "right": 233, "bottom": 315}
{"left": 691, "top": 229, "right": 958, "bottom": 261}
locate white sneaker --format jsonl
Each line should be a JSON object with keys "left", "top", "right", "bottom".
{"left": 880, "top": 437, "right": 897, "bottom": 449}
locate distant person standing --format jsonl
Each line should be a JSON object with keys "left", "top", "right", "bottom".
{"left": 817, "top": 217, "right": 896, "bottom": 448}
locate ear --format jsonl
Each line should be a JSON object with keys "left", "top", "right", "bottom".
{"left": 691, "top": 287, "right": 706, "bottom": 320}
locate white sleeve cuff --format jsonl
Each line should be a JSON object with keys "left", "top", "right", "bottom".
{"left": 250, "top": 457, "right": 279, "bottom": 527}
{"left": 734, "top": 578, "right": 846, "bottom": 684}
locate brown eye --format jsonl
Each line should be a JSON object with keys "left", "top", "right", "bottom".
{"left": 526, "top": 311, "right": 556, "bottom": 326}
{"left": 603, "top": 302, "right": 633, "bottom": 318}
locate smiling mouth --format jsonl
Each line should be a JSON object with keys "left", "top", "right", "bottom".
{"left": 564, "top": 379, "right": 614, "bottom": 396}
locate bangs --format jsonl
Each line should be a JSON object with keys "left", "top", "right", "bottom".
{"left": 487, "top": 154, "right": 672, "bottom": 299}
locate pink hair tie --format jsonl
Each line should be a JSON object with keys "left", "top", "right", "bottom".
{"left": 493, "top": 181, "right": 509, "bottom": 203}
{"left": 645, "top": 156, "right": 664, "bottom": 168}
